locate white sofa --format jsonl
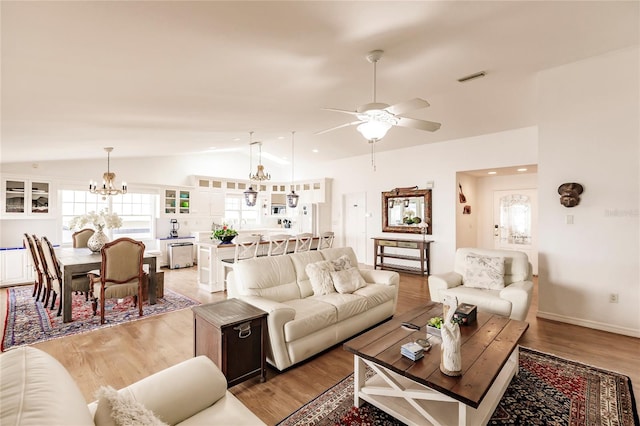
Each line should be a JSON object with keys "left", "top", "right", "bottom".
{"left": 428, "top": 247, "right": 533, "bottom": 321}
{"left": 0, "top": 346, "right": 265, "bottom": 426}
{"left": 227, "top": 247, "right": 400, "bottom": 370}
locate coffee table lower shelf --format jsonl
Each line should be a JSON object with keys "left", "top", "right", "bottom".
{"left": 353, "top": 349, "right": 519, "bottom": 426}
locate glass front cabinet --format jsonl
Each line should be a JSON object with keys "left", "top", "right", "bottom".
{"left": 2, "top": 178, "right": 52, "bottom": 217}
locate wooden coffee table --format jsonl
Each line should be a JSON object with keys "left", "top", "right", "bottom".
{"left": 343, "top": 302, "right": 529, "bottom": 425}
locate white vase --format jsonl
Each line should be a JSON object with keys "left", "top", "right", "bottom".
{"left": 87, "top": 228, "right": 109, "bottom": 252}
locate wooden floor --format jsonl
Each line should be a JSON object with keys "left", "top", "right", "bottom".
{"left": 3, "top": 267, "right": 639, "bottom": 425}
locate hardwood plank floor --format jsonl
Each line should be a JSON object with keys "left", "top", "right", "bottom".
{"left": 3, "top": 267, "right": 639, "bottom": 425}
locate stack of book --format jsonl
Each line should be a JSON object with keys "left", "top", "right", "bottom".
{"left": 401, "top": 342, "right": 424, "bottom": 361}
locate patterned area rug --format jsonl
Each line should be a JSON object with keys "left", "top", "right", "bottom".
{"left": 2, "top": 285, "right": 200, "bottom": 351}
{"left": 277, "top": 347, "right": 639, "bottom": 426}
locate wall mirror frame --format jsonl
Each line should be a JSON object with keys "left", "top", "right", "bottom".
{"left": 382, "top": 187, "right": 432, "bottom": 234}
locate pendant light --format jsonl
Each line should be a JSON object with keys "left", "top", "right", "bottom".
{"left": 243, "top": 131, "right": 258, "bottom": 207}
{"left": 287, "top": 131, "right": 299, "bottom": 208}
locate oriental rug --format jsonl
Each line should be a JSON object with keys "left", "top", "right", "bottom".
{"left": 277, "top": 347, "right": 639, "bottom": 426}
{"left": 2, "top": 285, "right": 200, "bottom": 351}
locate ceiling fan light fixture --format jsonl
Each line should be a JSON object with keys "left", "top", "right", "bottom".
{"left": 357, "top": 120, "right": 392, "bottom": 141}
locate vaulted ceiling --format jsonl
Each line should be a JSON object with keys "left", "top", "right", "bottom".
{"left": 1, "top": 1, "right": 638, "bottom": 166}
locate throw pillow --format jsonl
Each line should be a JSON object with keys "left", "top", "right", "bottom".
{"left": 464, "top": 253, "right": 505, "bottom": 290}
{"left": 94, "top": 386, "right": 168, "bottom": 426}
{"left": 331, "top": 267, "right": 366, "bottom": 294}
{"left": 306, "top": 260, "right": 336, "bottom": 296}
{"left": 331, "top": 254, "right": 353, "bottom": 271}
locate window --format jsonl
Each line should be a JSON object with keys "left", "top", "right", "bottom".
{"left": 224, "top": 194, "right": 259, "bottom": 228}
{"left": 61, "top": 190, "right": 156, "bottom": 244}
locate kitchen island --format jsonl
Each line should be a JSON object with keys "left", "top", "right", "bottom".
{"left": 196, "top": 235, "right": 319, "bottom": 293}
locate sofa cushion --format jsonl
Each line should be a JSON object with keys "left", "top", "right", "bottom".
{"left": 463, "top": 253, "right": 505, "bottom": 290}
{"left": 320, "top": 247, "right": 359, "bottom": 267}
{"left": 311, "top": 292, "right": 369, "bottom": 321}
{"left": 352, "top": 283, "right": 398, "bottom": 309}
{"left": 289, "top": 251, "right": 326, "bottom": 298}
{"left": 233, "top": 255, "right": 301, "bottom": 302}
{"left": 282, "top": 299, "right": 338, "bottom": 342}
{"left": 330, "top": 254, "right": 353, "bottom": 271}
{"left": 443, "top": 286, "right": 512, "bottom": 317}
{"left": 305, "top": 260, "right": 336, "bottom": 296}
{"left": 0, "top": 347, "right": 94, "bottom": 426}
{"left": 94, "top": 385, "right": 168, "bottom": 426}
{"left": 331, "top": 268, "right": 366, "bottom": 294}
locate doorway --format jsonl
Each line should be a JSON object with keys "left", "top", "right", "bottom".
{"left": 343, "top": 192, "right": 367, "bottom": 263}
{"left": 493, "top": 189, "right": 538, "bottom": 274}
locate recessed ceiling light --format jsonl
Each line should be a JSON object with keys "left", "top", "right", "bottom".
{"left": 277, "top": 136, "right": 285, "bottom": 140}
{"left": 517, "top": 168, "right": 528, "bottom": 172}
{"left": 488, "top": 171, "right": 497, "bottom": 175}
{"left": 312, "top": 149, "right": 319, "bottom": 153}
{"left": 233, "top": 138, "right": 241, "bottom": 142}
{"left": 208, "top": 147, "right": 216, "bottom": 150}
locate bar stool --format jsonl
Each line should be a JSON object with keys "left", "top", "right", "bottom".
{"left": 317, "top": 231, "right": 335, "bottom": 250}
{"left": 267, "top": 234, "right": 291, "bottom": 256}
{"left": 294, "top": 233, "right": 313, "bottom": 252}
{"left": 221, "top": 235, "right": 262, "bottom": 285}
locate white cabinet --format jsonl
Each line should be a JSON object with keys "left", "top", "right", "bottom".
{"left": 192, "top": 190, "right": 225, "bottom": 216}
{"left": 0, "top": 248, "right": 33, "bottom": 287}
{"left": 162, "top": 188, "right": 191, "bottom": 215}
{"left": 2, "top": 178, "right": 53, "bottom": 218}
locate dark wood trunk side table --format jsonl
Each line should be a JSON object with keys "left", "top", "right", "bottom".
{"left": 192, "top": 298, "right": 268, "bottom": 387}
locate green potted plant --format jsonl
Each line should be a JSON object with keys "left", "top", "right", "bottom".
{"left": 212, "top": 224, "right": 238, "bottom": 244}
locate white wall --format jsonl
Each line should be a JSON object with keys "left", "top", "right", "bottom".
{"left": 325, "top": 126, "right": 538, "bottom": 274}
{"left": 537, "top": 47, "right": 640, "bottom": 337}
{"left": 455, "top": 173, "right": 478, "bottom": 249}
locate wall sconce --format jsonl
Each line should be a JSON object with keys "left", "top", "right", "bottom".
{"left": 558, "top": 183, "right": 583, "bottom": 207}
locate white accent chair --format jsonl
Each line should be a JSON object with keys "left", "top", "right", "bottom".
{"left": 428, "top": 247, "right": 533, "bottom": 321}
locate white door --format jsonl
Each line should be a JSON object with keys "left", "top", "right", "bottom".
{"left": 344, "top": 192, "right": 367, "bottom": 263}
{"left": 493, "top": 189, "right": 538, "bottom": 275}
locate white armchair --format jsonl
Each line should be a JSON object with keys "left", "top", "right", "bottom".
{"left": 428, "top": 248, "right": 533, "bottom": 321}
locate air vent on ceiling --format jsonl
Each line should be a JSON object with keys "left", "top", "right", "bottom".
{"left": 457, "top": 71, "right": 486, "bottom": 83}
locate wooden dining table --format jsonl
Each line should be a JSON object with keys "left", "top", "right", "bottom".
{"left": 55, "top": 247, "right": 158, "bottom": 323}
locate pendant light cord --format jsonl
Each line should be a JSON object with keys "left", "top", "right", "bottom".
{"left": 291, "top": 131, "right": 295, "bottom": 188}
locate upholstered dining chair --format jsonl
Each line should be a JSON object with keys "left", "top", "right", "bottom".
{"left": 23, "top": 233, "right": 44, "bottom": 300}
{"left": 87, "top": 238, "right": 146, "bottom": 324}
{"left": 32, "top": 236, "right": 52, "bottom": 306}
{"left": 40, "top": 236, "right": 91, "bottom": 316}
{"left": 294, "top": 233, "right": 313, "bottom": 252}
{"left": 267, "top": 234, "right": 291, "bottom": 256}
{"left": 221, "top": 235, "right": 261, "bottom": 286}
{"left": 317, "top": 231, "right": 335, "bottom": 250}
{"left": 72, "top": 228, "right": 94, "bottom": 248}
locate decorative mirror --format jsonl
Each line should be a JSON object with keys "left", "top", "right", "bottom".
{"left": 382, "top": 187, "right": 432, "bottom": 234}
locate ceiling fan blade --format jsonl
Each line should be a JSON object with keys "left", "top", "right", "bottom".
{"left": 397, "top": 117, "right": 441, "bottom": 132}
{"left": 385, "top": 98, "right": 430, "bottom": 116}
{"left": 314, "top": 120, "right": 362, "bottom": 135}
{"left": 321, "top": 107, "right": 359, "bottom": 116}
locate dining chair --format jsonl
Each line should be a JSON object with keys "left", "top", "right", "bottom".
{"left": 267, "top": 234, "right": 291, "bottom": 256}
{"left": 317, "top": 231, "right": 335, "bottom": 250}
{"left": 294, "top": 233, "right": 313, "bottom": 252}
{"left": 23, "top": 233, "right": 44, "bottom": 300}
{"left": 221, "top": 235, "right": 261, "bottom": 286}
{"left": 72, "top": 228, "right": 94, "bottom": 248}
{"left": 31, "top": 236, "right": 53, "bottom": 306}
{"left": 40, "top": 236, "right": 91, "bottom": 316}
{"left": 88, "top": 238, "right": 146, "bottom": 324}
{"left": 71, "top": 228, "right": 95, "bottom": 297}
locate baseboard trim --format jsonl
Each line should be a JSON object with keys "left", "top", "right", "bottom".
{"left": 536, "top": 310, "right": 640, "bottom": 338}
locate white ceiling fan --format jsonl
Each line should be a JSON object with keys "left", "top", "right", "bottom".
{"left": 316, "top": 50, "right": 441, "bottom": 141}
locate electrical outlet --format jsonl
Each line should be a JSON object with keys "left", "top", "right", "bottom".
{"left": 609, "top": 293, "right": 619, "bottom": 303}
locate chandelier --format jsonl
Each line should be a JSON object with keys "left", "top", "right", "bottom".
{"left": 89, "top": 147, "right": 127, "bottom": 200}
{"left": 287, "top": 131, "right": 299, "bottom": 208}
{"left": 243, "top": 132, "right": 258, "bottom": 207}
{"left": 249, "top": 140, "right": 271, "bottom": 181}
